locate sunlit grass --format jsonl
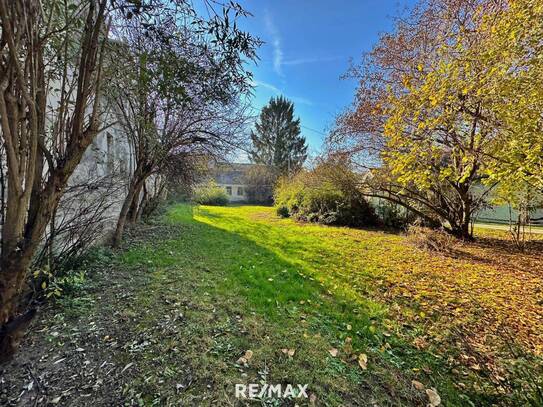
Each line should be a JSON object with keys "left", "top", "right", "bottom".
{"left": 118, "top": 204, "right": 418, "bottom": 405}
{"left": 170, "top": 203, "right": 543, "bottom": 405}
{"left": 160, "top": 204, "right": 470, "bottom": 404}
{"left": 111, "top": 203, "right": 543, "bottom": 405}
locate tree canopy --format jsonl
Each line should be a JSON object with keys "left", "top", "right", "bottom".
{"left": 328, "top": 0, "right": 543, "bottom": 238}
{"left": 0, "top": 0, "right": 260, "bottom": 360}
{"left": 108, "top": 0, "right": 260, "bottom": 246}
{"left": 249, "top": 96, "right": 308, "bottom": 175}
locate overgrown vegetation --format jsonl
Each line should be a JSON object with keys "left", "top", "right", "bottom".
{"left": 192, "top": 181, "right": 228, "bottom": 206}
{"left": 0, "top": 0, "right": 259, "bottom": 361}
{"left": 275, "top": 159, "right": 376, "bottom": 227}
{"left": 374, "top": 200, "right": 414, "bottom": 229}
{"left": 109, "top": 1, "right": 260, "bottom": 247}
{"left": 4, "top": 204, "right": 542, "bottom": 405}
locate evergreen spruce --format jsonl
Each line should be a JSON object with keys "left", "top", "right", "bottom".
{"left": 249, "top": 96, "right": 308, "bottom": 174}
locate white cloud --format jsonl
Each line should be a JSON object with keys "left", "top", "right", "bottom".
{"left": 282, "top": 56, "right": 344, "bottom": 66}
{"left": 252, "top": 79, "right": 281, "bottom": 94}
{"left": 264, "top": 11, "right": 283, "bottom": 76}
{"left": 289, "top": 95, "right": 314, "bottom": 106}
{"left": 263, "top": 11, "right": 342, "bottom": 76}
{"left": 252, "top": 79, "right": 313, "bottom": 106}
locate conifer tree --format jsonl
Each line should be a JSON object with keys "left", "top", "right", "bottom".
{"left": 249, "top": 96, "right": 308, "bottom": 175}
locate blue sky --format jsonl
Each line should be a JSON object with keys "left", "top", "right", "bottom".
{"left": 236, "top": 0, "right": 415, "bottom": 157}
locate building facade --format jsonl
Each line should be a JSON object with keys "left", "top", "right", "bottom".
{"left": 210, "top": 163, "right": 274, "bottom": 204}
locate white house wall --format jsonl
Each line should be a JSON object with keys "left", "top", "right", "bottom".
{"left": 219, "top": 184, "right": 247, "bottom": 202}
{"left": 0, "top": 81, "right": 137, "bottom": 258}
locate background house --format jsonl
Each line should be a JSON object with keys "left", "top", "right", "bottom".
{"left": 213, "top": 163, "right": 250, "bottom": 202}
{"left": 476, "top": 205, "right": 543, "bottom": 225}
{"left": 211, "top": 163, "right": 274, "bottom": 204}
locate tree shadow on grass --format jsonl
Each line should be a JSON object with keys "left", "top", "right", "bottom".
{"left": 1, "top": 207, "right": 445, "bottom": 406}
{"left": 161, "top": 204, "right": 492, "bottom": 406}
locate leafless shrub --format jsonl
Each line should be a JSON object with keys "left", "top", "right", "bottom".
{"left": 34, "top": 170, "right": 126, "bottom": 270}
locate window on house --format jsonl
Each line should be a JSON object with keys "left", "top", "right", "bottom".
{"left": 226, "top": 186, "right": 232, "bottom": 195}
{"left": 237, "top": 187, "right": 244, "bottom": 196}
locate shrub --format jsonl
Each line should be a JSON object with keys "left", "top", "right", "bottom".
{"left": 276, "top": 205, "right": 289, "bottom": 218}
{"left": 406, "top": 224, "right": 459, "bottom": 254}
{"left": 374, "top": 200, "right": 407, "bottom": 229}
{"left": 192, "top": 181, "right": 228, "bottom": 206}
{"left": 274, "top": 160, "right": 377, "bottom": 227}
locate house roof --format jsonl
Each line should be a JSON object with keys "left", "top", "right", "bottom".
{"left": 212, "top": 163, "right": 260, "bottom": 185}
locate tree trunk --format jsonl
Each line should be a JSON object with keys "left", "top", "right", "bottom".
{"left": 0, "top": 0, "right": 109, "bottom": 361}
{"left": 141, "top": 179, "right": 167, "bottom": 220}
{"left": 112, "top": 174, "right": 147, "bottom": 248}
{"left": 0, "top": 164, "right": 80, "bottom": 361}
{"left": 455, "top": 187, "right": 473, "bottom": 240}
{"left": 448, "top": 211, "right": 472, "bottom": 240}
{"left": 135, "top": 182, "right": 148, "bottom": 222}
{"left": 0, "top": 253, "right": 35, "bottom": 363}
{"left": 126, "top": 181, "right": 143, "bottom": 224}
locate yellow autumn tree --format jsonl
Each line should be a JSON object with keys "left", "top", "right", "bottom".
{"left": 332, "top": 0, "right": 502, "bottom": 238}
{"left": 331, "top": 0, "right": 543, "bottom": 238}
{"left": 475, "top": 0, "right": 543, "bottom": 189}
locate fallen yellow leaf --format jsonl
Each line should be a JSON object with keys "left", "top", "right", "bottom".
{"left": 358, "top": 353, "right": 368, "bottom": 370}
{"left": 426, "top": 388, "right": 441, "bottom": 406}
{"left": 236, "top": 350, "right": 253, "bottom": 365}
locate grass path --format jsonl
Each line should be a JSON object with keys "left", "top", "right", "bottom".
{"left": 2, "top": 203, "right": 541, "bottom": 406}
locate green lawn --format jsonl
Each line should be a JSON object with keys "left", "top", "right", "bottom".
{"left": 163, "top": 204, "right": 540, "bottom": 406}
{"left": 117, "top": 203, "right": 519, "bottom": 406}
{"left": 13, "top": 203, "right": 540, "bottom": 406}
{"left": 119, "top": 204, "right": 434, "bottom": 405}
